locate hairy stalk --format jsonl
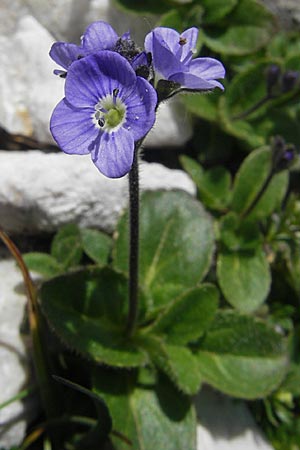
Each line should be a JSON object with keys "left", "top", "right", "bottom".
{"left": 231, "top": 95, "right": 273, "bottom": 121}
{"left": 126, "top": 146, "right": 140, "bottom": 337}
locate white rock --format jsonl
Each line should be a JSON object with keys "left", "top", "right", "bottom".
{"left": 196, "top": 388, "right": 274, "bottom": 450}
{"left": 0, "top": 150, "right": 195, "bottom": 234}
{"left": 0, "top": 259, "right": 32, "bottom": 448}
{"left": 0, "top": 15, "right": 64, "bottom": 142}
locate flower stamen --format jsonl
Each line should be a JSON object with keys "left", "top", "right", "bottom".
{"left": 93, "top": 92, "right": 126, "bottom": 133}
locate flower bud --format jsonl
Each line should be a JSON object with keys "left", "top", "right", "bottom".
{"left": 281, "top": 70, "right": 299, "bottom": 93}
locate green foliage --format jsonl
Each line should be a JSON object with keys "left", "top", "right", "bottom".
{"left": 150, "top": 284, "right": 219, "bottom": 345}
{"left": 217, "top": 249, "right": 271, "bottom": 313}
{"left": 92, "top": 368, "right": 197, "bottom": 450}
{"left": 195, "top": 311, "right": 289, "bottom": 398}
{"left": 39, "top": 267, "right": 148, "bottom": 367}
{"left": 113, "top": 190, "right": 215, "bottom": 313}
{"left": 24, "top": 224, "right": 112, "bottom": 277}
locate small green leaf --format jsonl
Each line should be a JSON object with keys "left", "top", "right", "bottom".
{"left": 196, "top": 311, "right": 289, "bottom": 399}
{"left": 203, "top": 0, "right": 275, "bottom": 55}
{"left": 145, "top": 337, "right": 203, "bottom": 395}
{"left": 217, "top": 249, "right": 271, "bottom": 313}
{"left": 80, "top": 228, "right": 112, "bottom": 265}
{"left": 183, "top": 92, "right": 220, "bottom": 122}
{"left": 151, "top": 284, "right": 219, "bottom": 345}
{"left": 219, "top": 212, "right": 262, "bottom": 251}
{"left": 92, "top": 367, "right": 197, "bottom": 450}
{"left": 114, "top": 0, "right": 170, "bottom": 14}
{"left": 23, "top": 252, "right": 62, "bottom": 277}
{"left": 113, "top": 190, "right": 214, "bottom": 313}
{"left": 231, "top": 146, "right": 288, "bottom": 219}
{"left": 39, "top": 267, "right": 148, "bottom": 367}
{"left": 201, "top": 0, "right": 238, "bottom": 24}
{"left": 180, "top": 156, "right": 232, "bottom": 211}
{"left": 51, "top": 224, "right": 83, "bottom": 269}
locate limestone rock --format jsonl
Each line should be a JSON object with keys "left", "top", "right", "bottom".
{"left": 0, "top": 150, "right": 196, "bottom": 235}
{"left": 0, "top": 259, "right": 34, "bottom": 448}
{"left": 196, "top": 388, "right": 274, "bottom": 450}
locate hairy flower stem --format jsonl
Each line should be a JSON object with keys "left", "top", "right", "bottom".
{"left": 231, "top": 95, "right": 274, "bottom": 121}
{"left": 126, "top": 146, "right": 140, "bottom": 337}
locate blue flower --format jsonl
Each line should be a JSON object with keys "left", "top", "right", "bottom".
{"left": 50, "top": 51, "right": 157, "bottom": 178}
{"left": 144, "top": 27, "right": 225, "bottom": 90}
{"left": 50, "top": 21, "right": 145, "bottom": 76}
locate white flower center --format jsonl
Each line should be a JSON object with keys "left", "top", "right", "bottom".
{"left": 93, "top": 89, "right": 126, "bottom": 133}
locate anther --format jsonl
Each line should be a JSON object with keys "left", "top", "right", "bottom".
{"left": 113, "top": 88, "right": 119, "bottom": 97}
{"left": 98, "top": 118, "right": 105, "bottom": 127}
{"left": 179, "top": 37, "right": 187, "bottom": 46}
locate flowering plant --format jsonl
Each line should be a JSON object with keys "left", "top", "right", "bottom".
{"left": 50, "top": 20, "right": 225, "bottom": 178}
{"left": 3, "top": 11, "right": 299, "bottom": 450}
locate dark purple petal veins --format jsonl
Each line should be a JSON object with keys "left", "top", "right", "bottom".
{"left": 82, "top": 20, "right": 119, "bottom": 52}
{"left": 91, "top": 128, "right": 134, "bottom": 178}
{"left": 50, "top": 99, "right": 97, "bottom": 155}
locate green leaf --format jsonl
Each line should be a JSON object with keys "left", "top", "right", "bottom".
{"left": 144, "top": 337, "right": 203, "bottom": 395}
{"left": 23, "top": 252, "right": 62, "bottom": 277}
{"left": 203, "top": 0, "right": 275, "bottom": 55}
{"left": 183, "top": 92, "right": 220, "bottom": 122}
{"left": 217, "top": 249, "right": 271, "bottom": 313}
{"left": 222, "top": 60, "right": 278, "bottom": 122}
{"left": 51, "top": 224, "right": 83, "bottom": 269}
{"left": 92, "top": 368, "right": 197, "bottom": 450}
{"left": 113, "top": 190, "right": 214, "bottom": 313}
{"left": 201, "top": 0, "right": 238, "bottom": 24}
{"left": 218, "top": 212, "right": 262, "bottom": 251}
{"left": 281, "top": 364, "right": 300, "bottom": 396}
{"left": 80, "top": 228, "right": 112, "bottom": 265}
{"left": 151, "top": 284, "right": 219, "bottom": 345}
{"left": 231, "top": 147, "right": 288, "bottom": 219}
{"left": 39, "top": 267, "right": 148, "bottom": 367}
{"left": 114, "top": 0, "right": 170, "bottom": 14}
{"left": 180, "top": 156, "right": 232, "bottom": 211}
{"left": 196, "top": 311, "right": 289, "bottom": 399}
{"left": 159, "top": 6, "right": 205, "bottom": 37}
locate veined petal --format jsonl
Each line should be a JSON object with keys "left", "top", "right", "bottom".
{"left": 189, "top": 57, "right": 226, "bottom": 80}
{"left": 180, "top": 27, "right": 198, "bottom": 61}
{"left": 65, "top": 51, "right": 137, "bottom": 108}
{"left": 91, "top": 128, "right": 134, "bottom": 178}
{"left": 148, "top": 31, "right": 186, "bottom": 80}
{"left": 50, "top": 98, "right": 97, "bottom": 155}
{"left": 170, "top": 72, "right": 224, "bottom": 90}
{"left": 124, "top": 77, "right": 157, "bottom": 141}
{"left": 82, "top": 21, "right": 118, "bottom": 52}
{"left": 50, "top": 42, "right": 84, "bottom": 70}
{"left": 145, "top": 27, "right": 180, "bottom": 55}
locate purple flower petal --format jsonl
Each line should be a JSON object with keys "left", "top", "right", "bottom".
{"left": 131, "top": 51, "right": 149, "bottom": 71}
{"left": 125, "top": 76, "right": 157, "bottom": 141}
{"left": 189, "top": 58, "right": 226, "bottom": 81}
{"left": 82, "top": 21, "right": 118, "bottom": 52}
{"left": 179, "top": 27, "right": 198, "bottom": 62}
{"left": 50, "top": 98, "right": 97, "bottom": 155}
{"left": 170, "top": 71, "right": 224, "bottom": 90}
{"left": 65, "top": 51, "right": 137, "bottom": 108}
{"left": 147, "top": 30, "right": 185, "bottom": 80}
{"left": 91, "top": 128, "right": 134, "bottom": 178}
{"left": 145, "top": 27, "right": 180, "bottom": 55}
{"left": 50, "top": 42, "right": 84, "bottom": 70}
